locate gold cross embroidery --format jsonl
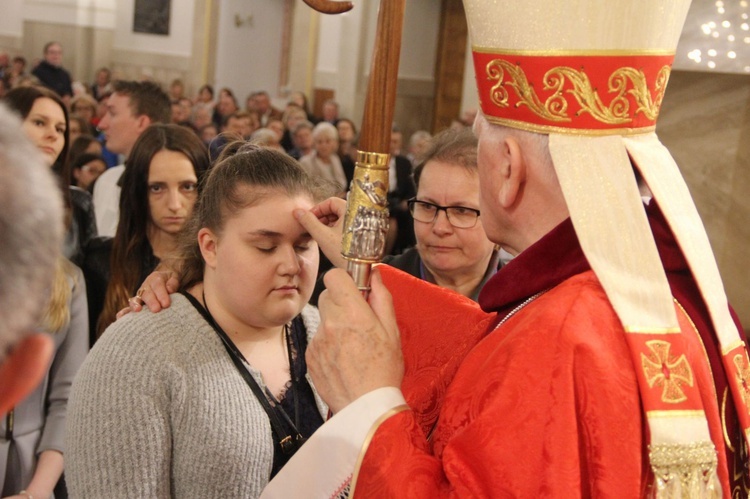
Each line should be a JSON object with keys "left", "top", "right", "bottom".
{"left": 732, "top": 353, "right": 750, "bottom": 413}
{"left": 641, "top": 340, "right": 694, "bottom": 404}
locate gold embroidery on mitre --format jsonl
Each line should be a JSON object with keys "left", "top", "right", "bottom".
{"left": 486, "top": 60, "right": 569, "bottom": 122}
{"left": 641, "top": 340, "right": 695, "bottom": 404}
{"left": 732, "top": 352, "right": 750, "bottom": 415}
{"left": 546, "top": 66, "right": 631, "bottom": 124}
{"left": 484, "top": 59, "right": 671, "bottom": 126}
{"left": 608, "top": 66, "right": 670, "bottom": 121}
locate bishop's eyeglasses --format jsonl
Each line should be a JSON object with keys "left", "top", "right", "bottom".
{"left": 407, "top": 198, "right": 481, "bottom": 229}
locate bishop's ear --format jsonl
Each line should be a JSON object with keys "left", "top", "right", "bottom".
{"left": 497, "top": 135, "right": 526, "bottom": 209}
{"left": 0, "top": 333, "right": 53, "bottom": 416}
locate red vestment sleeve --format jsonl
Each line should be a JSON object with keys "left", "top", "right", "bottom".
{"left": 355, "top": 271, "right": 647, "bottom": 498}
{"left": 378, "top": 265, "right": 496, "bottom": 436}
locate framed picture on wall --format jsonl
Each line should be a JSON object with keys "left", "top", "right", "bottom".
{"left": 133, "top": 0, "right": 171, "bottom": 35}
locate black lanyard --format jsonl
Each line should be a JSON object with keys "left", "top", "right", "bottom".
{"left": 181, "top": 291, "right": 305, "bottom": 456}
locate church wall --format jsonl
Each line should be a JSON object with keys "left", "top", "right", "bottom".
{"left": 3, "top": 0, "right": 211, "bottom": 101}
{"left": 460, "top": 37, "right": 479, "bottom": 117}
{"left": 303, "top": 0, "right": 439, "bottom": 140}
{"left": 109, "top": 0, "right": 197, "bottom": 93}
{"left": 0, "top": 0, "right": 24, "bottom": 52}
{"left": 351, "top": 0, "right": 440, "bottom": 141}
{"left": 392, "top": 0, "right": 440, "bottom": 140}
{"left": 3, "top": 0, "right": 115, "bottom": 86}
{"left": 286, "top": 2, "right": 317, "bottom": 104}
{"left": 657, "top": 70, "right": 750, "bottom": 332}
{"left": 213, "top": 0, "right": 285, "bottom": 107}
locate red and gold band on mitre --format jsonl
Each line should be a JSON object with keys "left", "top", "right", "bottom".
{"left": 472, "top": 49, "right": 675, "bottom": 135}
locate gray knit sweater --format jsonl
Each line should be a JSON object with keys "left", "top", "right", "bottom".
{"left": 66, "top": 294, "right": 325, "bottom": 498}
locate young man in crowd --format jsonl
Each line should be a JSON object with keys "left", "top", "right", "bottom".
{"left": 92, "top": 80, "right": 171, "bottom": 236}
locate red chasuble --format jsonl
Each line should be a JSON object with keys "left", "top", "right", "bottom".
{"left": 353, "top": 203, "right": 747, "bottom": 498}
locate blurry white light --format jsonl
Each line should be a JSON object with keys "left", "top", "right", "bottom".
{"left": 718, "top": 7, "right": 726, "bottom": 14}
{"left": 702, "top": 24, "right": 713, "bottom": 34}
{"left": 743, "top": 13, "right": 749, "bottom": 20}
{"left": 722, "top": 20, "right": 731, "bottom": 28}
{"left": 709, "top": 21, "right": 717, "bottom": 28}
{"left": 742, "top": 23, "right": 750, "bottom": 30}
{"left": 728, "top": 51, "right": 737, "bottom": 58}
{"left": 708, "top": 49, "right": 718, "bottom": 56}
{"left": 713, "top": 31, "right": 721, "bottom": 37}
{"left": 745, "top": 36, "right": 750, "bottom": 43}
{"left": 728, "top": 34, "right": 736, "bottom": 41}
{"left": 708, "top": 61, "right": 717, "bottom": 68}
{"left": 716, "top": 0, "right": 723, "bottom": 6}
{"left": 742, "top": 0, "right": 748, "bottom": 7}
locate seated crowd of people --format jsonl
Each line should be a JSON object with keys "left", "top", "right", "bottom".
{"left": 0, "top": 41, "right": 497, "bottom": 499}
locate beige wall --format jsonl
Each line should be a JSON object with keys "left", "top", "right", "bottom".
{"left": 21, "top": 21, "right": 93, "bottom": 82}
{"left": 657, "top": 70, "right": 750, "bottom": 333}
{"left": 6, "top": 0, "right": 214, "bottom": 99}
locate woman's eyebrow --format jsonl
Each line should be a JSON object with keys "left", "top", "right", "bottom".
{"left": 247, "top": 230, "right": 282, "bottom": 238}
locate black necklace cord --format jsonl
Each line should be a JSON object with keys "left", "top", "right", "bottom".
{"left": 181, "top": 290, "right": 304, "bottom": 456}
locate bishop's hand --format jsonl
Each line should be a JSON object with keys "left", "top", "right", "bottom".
{"left": 307, "top": 267, "right": 404, "bottom": 414}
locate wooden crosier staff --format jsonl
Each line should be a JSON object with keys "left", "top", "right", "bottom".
{"left": 303, "top": 0, "right": 406, "bottom": 297}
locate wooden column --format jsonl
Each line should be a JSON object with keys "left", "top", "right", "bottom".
{"left": 431, "top": 0, "right": 468, "bottom": 132}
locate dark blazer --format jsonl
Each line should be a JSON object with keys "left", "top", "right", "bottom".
{"left": 310, "top": 247, "right": 502, "bottom": 306}
{"left": 389, "top": 155, "right": 416, "bottom": 205}
{"left": 65, "top": 186, "right": 98, "bottom": 268}
{"left": 388, "top": 155, "right": 416, "bottom": 253}
{"left": 81, "top": 237, "right": 159, "bottom": 345}
{"left": 32, "top": 61, "right": 73, "bottom": 98}
{"left": 310, "top": 248, "right": 422, "bottom": 307}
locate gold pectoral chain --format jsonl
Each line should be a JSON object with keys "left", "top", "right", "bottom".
{"left": 493, "top": 290, "right": 548, "bottom": 331}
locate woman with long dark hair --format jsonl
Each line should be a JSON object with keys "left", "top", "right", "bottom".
{"left": 84, "top": 124, "right": 210, "bottom": 339}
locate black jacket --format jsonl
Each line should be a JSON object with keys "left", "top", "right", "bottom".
{"left": 32, "top": 61, "right": 73, "bottom": 98}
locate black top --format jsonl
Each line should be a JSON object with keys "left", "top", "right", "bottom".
{"left": 31, "top": 61, "right": 73, "bottom": 98}
{"left": 65, "top": 186, "right": 98, "bottom": 268}
{"left": 388, "top": 155, "right": 417, "bottom": 253}
{"left": 271, "top": 316, "right": 324, "bottom": 476}
{"left": 183, "top": 291, "right": 324, "bottom": 478}
{"left": 280, "top": 129, "right": 295, "bottom": 153}
{"left": 81, "top": 237, "right": 159, "bottom": 345}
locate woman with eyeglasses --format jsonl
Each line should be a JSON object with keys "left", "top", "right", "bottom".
{"left": 305, "top": 127, "right": 499, "bottom": 303}
{"left": 388, "top": 127, "right": 500, "bottom": 300}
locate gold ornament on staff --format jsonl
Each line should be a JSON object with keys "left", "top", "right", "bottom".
{"left": 302, "top": 0, "right": 406, "bottom": 297}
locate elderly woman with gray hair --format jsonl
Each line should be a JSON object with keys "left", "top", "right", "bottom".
{"left": 298, "top": 122, "right": 352, "bottom": 196}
